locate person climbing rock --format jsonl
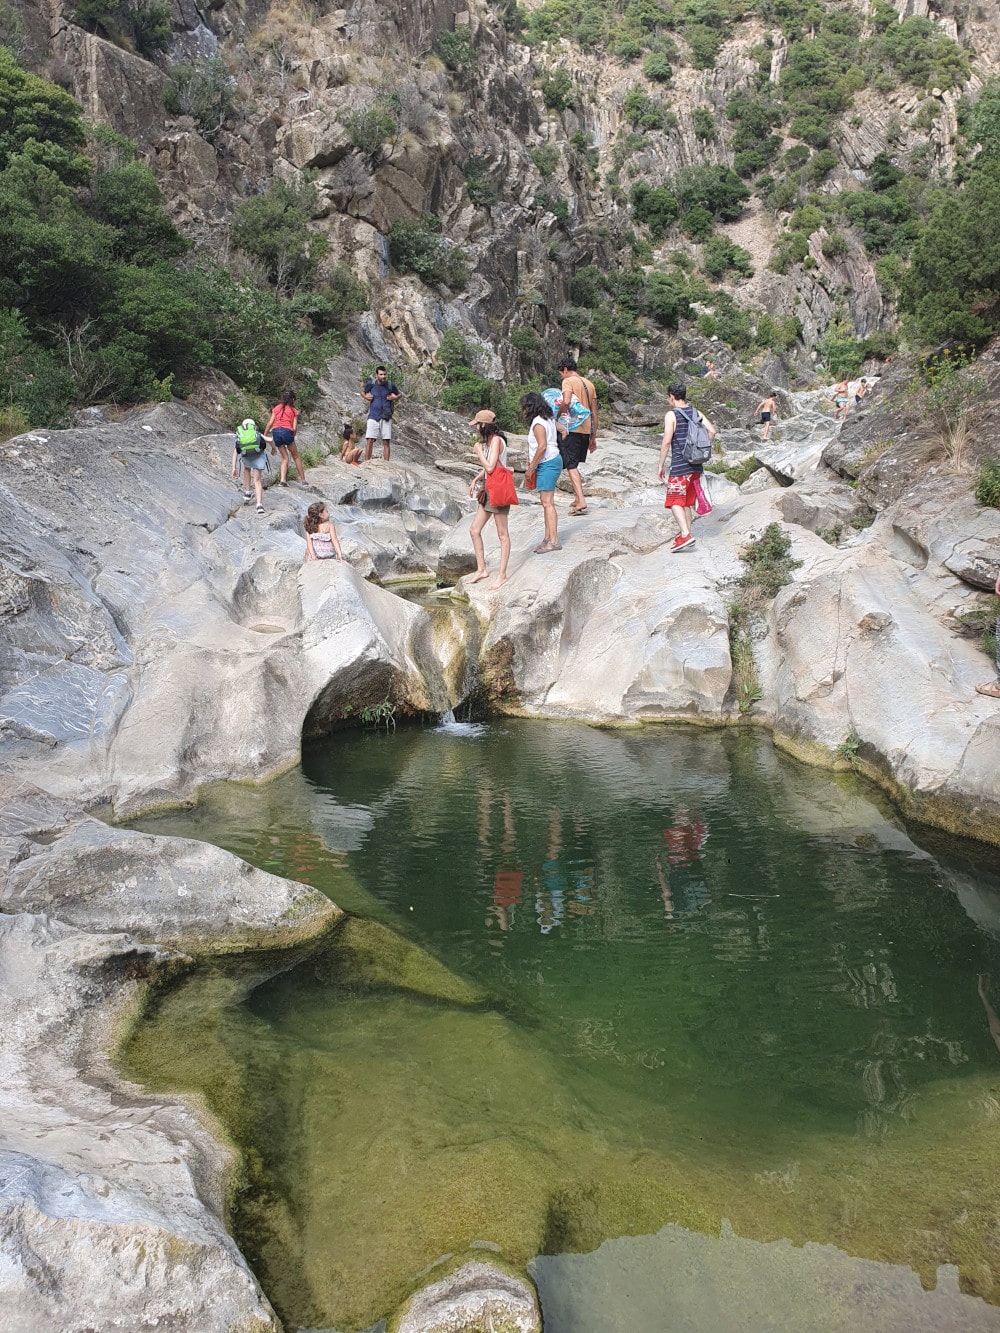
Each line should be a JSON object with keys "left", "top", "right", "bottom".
{"left": 657, "top": 383, "right": 716, "bottom": 553}
{"left": 756, "top": 392, "right": 777, "bottom": 440}
{"left": 833, "top": 379, "right": 850, "bottom": 421}
{"left": 232, "top": 417, "right": 268, "bottom": 515}
{"left": 361, "top": 365, "right": 401, "bottom": 461}
{"left": 975, "top": 569, "right": 1000, "bottom": 699}
{"left": 264, "top": 390, "right": 306, "bottom": 485}
{"left": 556, "top": 357, "right": 599, "bottom": 516}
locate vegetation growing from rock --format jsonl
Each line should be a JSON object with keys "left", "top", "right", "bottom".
{"left": 728, "top": 524, "right": 801, "bottom": 713}
{"left": 974, "top": 457, "right": 1000, "bottom": 509}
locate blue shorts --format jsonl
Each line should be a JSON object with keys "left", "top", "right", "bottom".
{"left": 239, "top": 450, "right": 266, "bottom": 472}
{"left": 272, "top": 427, "right": 295, "bottom": 447}
{"left": 535, "top": 456, "right": 563, "bottom": 492}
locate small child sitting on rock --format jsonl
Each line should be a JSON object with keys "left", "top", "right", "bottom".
{"left": 303, "top": 501, "right": 344, "bottom": 562}
{"left": 340, "top": 423, "right": 363, "bottom": 466}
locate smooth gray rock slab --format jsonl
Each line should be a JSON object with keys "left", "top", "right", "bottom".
{"left": 0, "top": 913, "right": 280, "bottom": 1333}
{"left": 1, "top": 818, "right": 341, "bottom": 953}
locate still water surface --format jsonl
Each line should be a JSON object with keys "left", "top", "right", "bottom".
{"left": 127, "top": 722, "right": 1000, "bottom": 1331}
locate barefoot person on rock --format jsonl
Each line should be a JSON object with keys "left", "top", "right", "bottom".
{"left": 556, "top": 357, "right": 599, "bottom": 517}
{"left": 522, "top": 392, "right": 562, "bottom": 554}
{"left": 975, "top": 569, "right": 1000, "bottom": 699}
{"left": 657, "top": 382, "right": 716, "bottom": 554}
{"left": 467, "top": 410, "right": 515, "bottom": 590}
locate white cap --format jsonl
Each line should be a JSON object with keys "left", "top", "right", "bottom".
{"left": 241, "top": 418, "right": 255, "bottom": 430}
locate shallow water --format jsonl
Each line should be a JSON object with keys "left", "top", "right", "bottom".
{"left": 126, "top": 722, "right": 1000, "bottom": 1331}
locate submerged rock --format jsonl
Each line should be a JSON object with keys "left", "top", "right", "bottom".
{"left": 390, "top": 1257, "right": 542, "bottom": 1333}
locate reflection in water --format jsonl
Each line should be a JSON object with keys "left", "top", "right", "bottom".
{"left": 128, "top": 723, "right": 1000, "bottom": 1331}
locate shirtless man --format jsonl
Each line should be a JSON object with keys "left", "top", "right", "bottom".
{"left": 756, "top": 392, "right": 777, "bottom": 440}
{"left": 833, "top": 379, "right": 850, "bottom": 421}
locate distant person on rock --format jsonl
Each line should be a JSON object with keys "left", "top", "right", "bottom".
{"left": 556, "top": 357, "right": 599, "bottom": 516}
{"left": 833, "top": 379, "right": 850, "bottom": 421}
{"left": 855, "top": 378, "right": 869, "bottom": 408}
{"left": 340, "top": 422, "right": 362, "bottom": 465}
{"left": 657, "top": 382, "right": 716, "bottom": 554}
{"left": 466, "top": 409, "right": 515, "bottom": 590}
{"left": 303, "top": 501, "right": 344, "bottom": 562}
{"left": 264, "top": 390, "right": 305, "bottom": 486}
{"left": 704, "top": 359, "right": 721, "bottom": 379}
{"left": 975, "top": 569, "right": 1000, "bottom": 699}
{"left": 522, "top": 392, "right": 562, "bottom": 554}
{"left": 232, "top": 417, "right": 268, "bottom": 515}
{"left": 756, "top": 393, "right": 777, "bottom": 440}
{"left": 361, "top": 365, "right": 401, "bottom": 462}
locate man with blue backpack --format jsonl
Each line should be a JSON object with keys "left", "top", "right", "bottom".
{"left": 656, "top": 383, "right": 717, "bottom": 553}
{"left": 556, "top": 357, "right": 599, "bottom": 516}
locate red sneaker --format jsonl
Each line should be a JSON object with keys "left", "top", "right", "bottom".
{"left": 671, "top": 534, "right": 696, "bottom": 552}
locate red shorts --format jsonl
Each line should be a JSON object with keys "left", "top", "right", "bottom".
{"left": 664, "top": 472, "right": 699, "bottom": 508}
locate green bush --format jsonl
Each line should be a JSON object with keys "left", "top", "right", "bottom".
{"left": 631, "top": 182, "right": 679, "bottom": 236}
{"left": 388, "top": 215, "right": 469, "bottom": 289}
{"left": 133, "top": 1, "right": 172, "bottom": 56}
{"left": 874, "top": 16, "right": 969, "bottom": 91}
{"left": 510, "top": 326, "right": 542, "bottom": 361}
{"left": 702, "top": 234, "right": 754, "bottom": 280}
{"left": 821, "top": 230, "right": 849, "bottom": 258}
{"left": 624, "top": 85, "right": 675, "bottom": 131}
{"left": 755, "top": 312, "right": 801, "bottom": 351}
{"left": 93, "top": 160, "right": 188, "bottom": 265}
{"left": 163, "top": 59, "right": 234, "bottom": 141}
{"left": 817, "top": 320, "right": 864, "bottom": 378}
{"left": 344, "top": 96, "right": 399, "bottom": 167}
{"left": 462, "top": 154, "right": 499, "bottom": 207}
{"left": 674, "top": 163, "right": 749, "bottom": 221}
{"left": 686, "top": 23, "right": 723, "bottom": 69}
{"left": 437, "top": 27, "right": 476, "bottom": 73}
{"left": 530, "top": 143, "right": 560, "bottom": 177}
{"left": 540, "top": 68, "right": 577, "bottom": 111}
{"left": 0, "top": 47, "right": 89, "bottom": 185}
{"left": 642, "top": 271, "right": 695, "bottom": 327}
{"left": 643, "top": 52, "right": 672, "bottom": 83}
{"left": 768, "top": 230, "right": 809, "bottom": 274}
{"left": 693, "top": 106, "right": 715, "bottom": 140}
{"left": 232, "top": 179, "right": 327, "bottom": 293}
{"left": 974, "top": 457, "right": 1000, "bottom": 509}
{"left": 808, "top": 148, "right": 838, "bottom": 183}
{"left": 681, "top": 205, "right": 714, "bottom": 240}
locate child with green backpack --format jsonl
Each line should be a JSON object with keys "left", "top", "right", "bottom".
{"left": 232, "top": 418, "right": 269, "bottom": 514}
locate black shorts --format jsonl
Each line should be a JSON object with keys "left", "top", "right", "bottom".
{"left": 559, "top": 431, "right": 590, "bottom": 469}
{"left": 760, "top": 412, "right": 771, "bottom": 423}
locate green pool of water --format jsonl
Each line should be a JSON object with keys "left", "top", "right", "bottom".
{"left": 125, "top": 722, "right": 1000, "bottom": 1331}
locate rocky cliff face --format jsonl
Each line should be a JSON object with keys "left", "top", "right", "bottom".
{"left": 15, "top": 0, "right": 1000, "bottom": 380}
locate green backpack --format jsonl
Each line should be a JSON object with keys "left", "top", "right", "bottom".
{"left": 236, "top": 420, "right": 261, "bottom": 452}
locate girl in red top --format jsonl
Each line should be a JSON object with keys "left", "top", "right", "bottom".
{"left": 264, "top": 390, "right": 306, "bottom": 485}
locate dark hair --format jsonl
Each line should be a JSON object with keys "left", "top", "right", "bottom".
{"left": 375, "top": 365, "right": 387, "bottom": 373}
{"left": 521, "top": 392, "right": 553, "bottom": 423}
{"left": 478, "top": 420, "right": 508, "bottom": 446}
{"left": 557, "top": 356, "right": 577, "bottom": 372}
{"left": 668, "top": 382, "right": 687, "bottom": 401}
{"left": 342, "top": 423, "right": 355, "bottom": 439}
{"left": 304, "top": 501, "right": 327, "bottom": 534}
{"left": 280, "top": 389, "right": 296, "bottom": 406}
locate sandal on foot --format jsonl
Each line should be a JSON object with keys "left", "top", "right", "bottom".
{"left": 569, "top": 505, "right": 588, "bottom": 515}
{"left": 279, "top": 480, "right": 288, "bottom": 487}
{"left": 534, "top": 540, "right": 555, "bottom": 553}
{"left": 976, "top": 680, "right": 1000, "bottom": 698}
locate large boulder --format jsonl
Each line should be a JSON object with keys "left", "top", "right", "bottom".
{"left": 0, "top": 913, "right": 280, "bottom": 1333}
